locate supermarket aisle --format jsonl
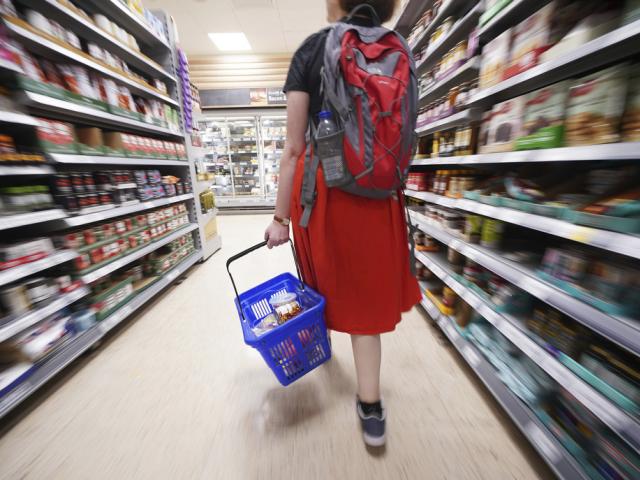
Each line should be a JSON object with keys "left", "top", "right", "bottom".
{"left": 0, "top": 215, "right": 552, "bottom": 480}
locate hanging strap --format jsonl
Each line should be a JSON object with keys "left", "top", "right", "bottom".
{"left": 300, "top": 138, "right": 321, "bottom": 228}
{"left": 346, "top": 3, "right": 382, "bottom": 26}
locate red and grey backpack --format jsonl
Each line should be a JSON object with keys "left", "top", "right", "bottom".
{"left": 300, "top": 4, "right": 418, "bottom": 227}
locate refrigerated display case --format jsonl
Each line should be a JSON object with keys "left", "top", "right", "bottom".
{"left": 197, "top": 112, "right": 286, "bottom": 209}
{"left": 261, "top": 116, "right": 287, "bottom": 199}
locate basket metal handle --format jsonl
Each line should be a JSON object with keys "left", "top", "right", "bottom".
{"left": 226, "top": 239, "right": 305, "bottom": 321}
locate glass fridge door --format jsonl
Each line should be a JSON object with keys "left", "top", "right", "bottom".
{"left": 199, "top": 118, "right": 233, "bottom": 199}
{"left": 227, "top": 117, "right": 261, "bottom": 198}
{"left": 260, "top": 115, "right": 287, "bottom": 199}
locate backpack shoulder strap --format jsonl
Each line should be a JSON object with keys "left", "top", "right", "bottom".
{"left": 299, "top": 139, "right": 321, "bottom": 228}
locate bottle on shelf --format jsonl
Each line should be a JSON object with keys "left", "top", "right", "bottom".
{"left": 316, "top": 111, "right": 347, "bottom": 187}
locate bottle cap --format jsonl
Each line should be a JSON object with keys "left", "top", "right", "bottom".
{"left": 318, "top": 110, "right": 332, "bottom": 120}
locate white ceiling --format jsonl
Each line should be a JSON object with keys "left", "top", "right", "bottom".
{"left": 146, "top": 0, "right": 328, "bottom": 56}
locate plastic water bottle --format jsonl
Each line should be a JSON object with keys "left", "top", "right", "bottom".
{"left": 316, "top": 110, "right": 346, "bottom": 187}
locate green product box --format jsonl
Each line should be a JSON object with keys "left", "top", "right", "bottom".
{"left": 152, "top": 118, "right": 169, "bottom": 129}
{"left": 480, "top": 0, "right": 513, "bottom": 26}
{"left": 16, "top": 76, "right": 67, "bottom": 100}
{"left": 515, "top": 82, "right": 570, "bottom": 151}
{"left": 108, "top": 105, "right": 143, "bottom": 121}
{"left": 77, "top": 144, "right": 106, "bottom": 156}
{"left": 104, "top": 146, "right": 126, "bottom": 157}
{"left": 65, "top": 92, "right": 109, "bottom": 112}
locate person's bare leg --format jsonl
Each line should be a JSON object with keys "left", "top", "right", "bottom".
{"left": 351, "top": 334, "right": 381, "bottom": 402}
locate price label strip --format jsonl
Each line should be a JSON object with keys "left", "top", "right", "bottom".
{"left": 525, "top": 421, "right": 561, "bottom": 464}
{"left": 461, "top": 344, "right": 481, "bottom": 367}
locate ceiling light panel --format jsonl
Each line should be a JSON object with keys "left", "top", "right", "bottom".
{"left": 208, "top": 32, "right": 252, "bottom": 51}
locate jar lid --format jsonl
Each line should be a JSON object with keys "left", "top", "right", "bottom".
{"left": 269, "top": 291, "right": 297, "bottom": 307}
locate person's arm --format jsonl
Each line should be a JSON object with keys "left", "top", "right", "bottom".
{"left": 264, "top": 91, "right": 310, "bottom": 248}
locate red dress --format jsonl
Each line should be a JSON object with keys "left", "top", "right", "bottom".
{"left": 290, "top": 151, "right": 421, "bottom": 335}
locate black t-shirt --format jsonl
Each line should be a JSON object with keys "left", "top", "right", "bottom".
{"left": 283, "top": 16, "right": 375, "bottom": 121}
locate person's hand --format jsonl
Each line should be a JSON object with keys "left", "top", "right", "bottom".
{"left": 265, "top": 221, "right": 289, "bottom": 249}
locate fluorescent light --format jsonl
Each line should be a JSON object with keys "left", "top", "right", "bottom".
{"left": 208, "top": 32, "right": 251, "bottom": 51}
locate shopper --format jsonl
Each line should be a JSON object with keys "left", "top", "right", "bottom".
{"left": 264, "top": 0, "right": 420, "bottom": 447}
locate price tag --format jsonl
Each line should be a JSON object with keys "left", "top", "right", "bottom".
{"left": 569, "top": 226, "right": 595, "bottom": 244}
{"left": 462, "top": 345, "right": 481, "bottom": 367}
{"left": 525, "top": 422, "right": 560, "bottom": 464}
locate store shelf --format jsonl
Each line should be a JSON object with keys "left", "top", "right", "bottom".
{"left": 394, "top": 0, "right": 431, "bottom": 33}
{"left": 419, "top": 295, "right": 589, "bottom": 480}
{"left": 0, "top": 164, "right": 54, "bottom": 175}
{"left": 0, "top": 208, "right": 67, "bottom": 231}
{"left": 0, "top": 251, "right": 200, "bottom": 420}
{"left": 405, "top": 190, "right": 640, "bottom": 260}
{"left": 19, "top": 0, "right": 176, "bottom": 83}
{"left": 416, "top": 109, "right": 481, "bottom": 136}
{"left": 0, "top": 286, "right": 89, "bottom": 343}
{"left": 57, "top": 193, "right": 194, "bottom": 229}
{"left": 0, "top": 109, "right": 40, "bottom": 127}
{"left": 84, "top": 0, "right": 171, "bottom": 51}
{"left": 80, "top": 223, "right": 198, "bottom": 284}
{"left": 0, "top": 325, "right": 102, "bottom": 419}
{"left": 19, "top": 91, "right": 182, "bottom": 138}
{"left": 468, "top": 19, "right": 640, "bottom": 109}
{"left": 3, "top": 17, "right": 177, "bottom": 107}
{"left": 98, "top": 251, "right": 201, "bottom": 334}
{"left": 0, "top": 57, "right": 23, "bottom": 75}
{"left": 410, "top": 210, "right": 640, "bottom": 356}
{"left": 48, "top": 153, "right": 189, "bottom": 167}
{"left": 0, "top": 250, "right": 77, "bottom": 288}
{"left": 416, "top": 3, "right": 483, "bottom": 72}
{"left": 419, "top": 56, "right": 481, "bottom": 105}
{"left": 411, "top": 0, "right": 467, "bottom": 52}
{"left": 416, "top": 249, "right": 640, "bottom": 453}
{"left": 411, "top": 142, "right": 640, "bottom": 165}
{"left": 478, "top": 0, "right": 553, "bottom": 44}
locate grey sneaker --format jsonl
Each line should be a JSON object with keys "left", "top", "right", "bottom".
{"left": 356, "top": 399, "right": 386, "bottom": 447}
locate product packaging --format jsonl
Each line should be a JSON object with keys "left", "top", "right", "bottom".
{"left": 565, "top": 65, "right": 630, "bottom": 147}
{"left": 515, "top": 81, "right": 570, "bottom": 150}
{"left": 480, "top": 97, "right": 526, "bottom": 153}
{"left": 35, "top": 119, "right": 78, "bottom": 154}
{"left": 479, "top": 29, "right": 512, "bottom": 90}
{"left": 75, "top": 127, "right": 106, "bottom": 156}
{"left": 622, "top": 65, "right": 640, "bottom": 142}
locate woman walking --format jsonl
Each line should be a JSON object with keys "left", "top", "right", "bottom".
{"left": 264, "top": 0, "right": 421, "bottom": 447}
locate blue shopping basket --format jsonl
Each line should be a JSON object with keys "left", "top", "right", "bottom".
{"left": 226, "top": 240, "right": 331, "bottom": 386}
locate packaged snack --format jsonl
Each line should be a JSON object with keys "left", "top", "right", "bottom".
{"left": 622, "top": 65, "right": 640, "bottom": 142}
{"left": 35, "top": 119, "right": 78, "bottom": 154}
{"left": 515, "top": 81, "right": 570, "bottom": 150}
{"left": 10, "top": 44, "right": 46, "bottom": 82}
{"left": 480, "top": 97, "right": 526, "bottom": 153}
{"left": 504, "top": 2, "right": 556, "bottom": 78}
{"left": 39, "top": 60, "right": 66, "bottom": 89}
{"left": 565, "top": 65, "right": 629, "bottom": 147}
{"left": 269, "top": 292, "right": 302, "bottom": 324}
{"left": 479, "top": 29, "right": 512, "bottom": 90}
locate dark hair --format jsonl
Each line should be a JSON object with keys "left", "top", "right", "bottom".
{"left": 339, "top": 0, "right": 398, "bottom": 23}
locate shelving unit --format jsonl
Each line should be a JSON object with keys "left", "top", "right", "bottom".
{"left": 0, "top": 4, "right": 205, "bottom": 418}
{"left": 411, "top": 0, "right": 468, "bottom": 52}
{"left": 405, "top": 190, "right": 640, "bottom": 260}
{"left": 0, "top": 250, "right": 200, "bottom": 420}
{"left": 419, "top": 295, "right": 590, "bottom": 480}
{"left": 411, "top": 142, "right": 640, "bottom": 165}
{"left": 410, "top": 210, "right": 640, "bottom": 355}
{"left": 402, "top": 0, "right": 640, "bottom": 476}
{"left": 394, "top": 0, "right": 431, "bottom": 35}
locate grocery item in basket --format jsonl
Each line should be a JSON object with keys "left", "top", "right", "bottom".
{"left": 479, "top": 29, "right": 511, "bottom": 89}
{"left": 516, "top": 81, "right": 570, "bottom": 150}
{"left": 269, "top": 292, "right": 302, "bottom": 324}
{"left": 251, "top": 314, "right": 279, "bottom": 336}
{"left": 565, "top": 65, "right": 629, "bottom": 147}
{"left": 480, "top": 97, "right": 526, "bottom": 153}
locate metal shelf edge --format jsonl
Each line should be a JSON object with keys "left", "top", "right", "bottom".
{"left": 0, "top": 209, "right": 67, "bottom": 231}
{"left": 416, "top": 250, "right": 640, "bottom": 453}
{"left": 419, "top": 295, "right": 590, "bottom": 480}
{"left": 0, "top": 250, "right": 77, "bottom": 288}
{"left": 410, "top": 210, "right": 640, "bottom": 356}
{"left": 80, "top": 223, "right": 198, "bottom": 284}
{"left": 49, "top": 153, "right": 189, "bottom": 166}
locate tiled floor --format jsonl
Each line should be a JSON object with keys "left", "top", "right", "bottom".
{"left": 0, "top": 214, "right": 553, "bottom": 479}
